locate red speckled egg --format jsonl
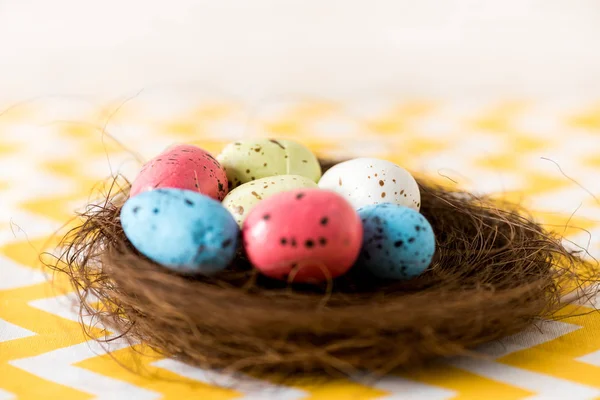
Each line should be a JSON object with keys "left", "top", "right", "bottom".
{"left": 130, "top": 144, "right": 228, "bottom": 200}
{"left": 243, "top": 188, "right": 363, "bottom": 283}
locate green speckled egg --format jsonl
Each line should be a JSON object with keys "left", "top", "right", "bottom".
{"left": 222, "top": 175, "right": 318, "bottom": 225}
{"left": 216, "top": 139, "right": 321, "bottom": 189}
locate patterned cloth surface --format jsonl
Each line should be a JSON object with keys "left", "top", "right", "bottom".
{"left": 1, "top": 94, "right": 600, "bottom": 399}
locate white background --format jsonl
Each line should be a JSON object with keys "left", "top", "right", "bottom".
{"left": 1, "top": 0, "right": 599, "bottom": 103}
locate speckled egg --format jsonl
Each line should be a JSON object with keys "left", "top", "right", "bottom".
{"left": 243, "top": 188, "right": 362, "bottom": 283}
{"left": 121, "top": 188, "right": 239, "bottom": 274}
{"left": 318, "top": 157, "right": 421, "bottom": 210}
{"left": 223, "top": 175, "right": 318, "bottom": 225}
{"left": 216, "top": 139, "right": 321, "bottom": 189}
{"left": 357, "top": 204, "right": 435, "bottom": 279}
{"left": 130, "top": 144, "right": 228, "bottom": 200}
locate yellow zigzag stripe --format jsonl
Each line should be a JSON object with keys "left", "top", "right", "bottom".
{"left": 0, "top": 282, "right": 98, "bottom": 399}
{"left": 500, "top": 304, "right": 600, "bottom": 388}
{"left": 77, "top": 346, "right": 240, "bottom": 400}
{"left": 0, "top": 236, "right": 103, "bottom": 399}
{"left": 78, "top": 345, "right": 391, "bottom": 399}
{"left": 402, "top": 364, "right": 533, "bottom": 400}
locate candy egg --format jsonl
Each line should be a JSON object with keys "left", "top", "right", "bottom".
{"left": 222, "top": 175, "right": 318, "bottom": 225}
{"left": 357, "top": 204, "right": 435, "bottom": 279}
{"left": 121, "top": 188, "right": 239, "bottom": 274}
{"left": 243, "top": 188, "right": 363, "bottom": 283}
{"left": 130, "top": 144, "right": 228, "bottom": 200}
{"left": 318, "top": 157, "right": 420, "bottom": 210}
{"left": 217, "top": 139, "right": 321, "bottom": 189}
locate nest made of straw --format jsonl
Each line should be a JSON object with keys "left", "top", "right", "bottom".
{"left": 50, "top": 160, "right": 592, "bottom": 377}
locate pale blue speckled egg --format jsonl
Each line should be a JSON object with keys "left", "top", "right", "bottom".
{"left": 120, "top": 188, "right": 239, "bottom": 274}
{"left": 357, "top": 203, "right": 435, "bottom": 279}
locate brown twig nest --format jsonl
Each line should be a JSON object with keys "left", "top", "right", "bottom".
{"left": 49, "top": 160, "right": 595, "bottom": 377}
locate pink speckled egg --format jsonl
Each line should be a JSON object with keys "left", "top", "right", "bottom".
{"left": 243, "top": 188, "right": 363, "bottom": 283}
{"left": 130, "top": 144, "right": 228, "bottom": 200}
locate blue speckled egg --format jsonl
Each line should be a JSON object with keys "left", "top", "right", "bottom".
{"left": 357, "top": 203, "right": 435, "bottom": 279}
{"left": 120, "top": 188, "right": 239, "bottom": 274}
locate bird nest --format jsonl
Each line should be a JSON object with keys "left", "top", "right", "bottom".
{"left": 49, "top": 160, "right": 593, "bottom": 377}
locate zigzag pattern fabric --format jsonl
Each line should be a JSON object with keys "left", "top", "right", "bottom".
{"left": 1, "top": 96, "right": 600, "bottom": 399}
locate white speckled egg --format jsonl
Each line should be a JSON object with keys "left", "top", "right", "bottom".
{"left": 318, "top": 158, "right": 421, "bottom": 210}
{"left": 222, "top": 175, "right": 317, "bottom": 225}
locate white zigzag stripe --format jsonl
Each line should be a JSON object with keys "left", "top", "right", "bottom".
{"left": 0, "top": 389, "right": 15, "bottom": 400}
{"left": 7, "top": 294, "right": 156, "bottom": 399}
{"left": 474, "top": 320, "right": 581, "bottom": 358}
{"left": 0, "top": 255, "right": 46, "bottom": 291}
{"left": 577, "top": 351, "right": 600, "bottom": 367}
{"left": 363, "top": 376, "right": 455, "bottom": 400}
{"left": 152, "top": 359, "right": 307, "bottom": 400}
{"left": 448, "top": 358, "right": 600, "bottom": 399}
{"left": 446, "top": 319, "right": 600, "bottom": 399}
{"left": 0, "top": 212, "right": 60, "bottom": 246}
{"left": 154, "top": 359, "right": 458, "bottom": 400}
{"left": 0, "top": 318, "right": 35, "bottom": 343}
{"left": 29, "top": 293, "right": 101, "bottom": 327}
{"left": 10, "top": 339, "right": 160, "bottom": 400}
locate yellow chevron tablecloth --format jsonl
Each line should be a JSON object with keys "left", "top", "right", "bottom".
{"left": 1, "top": 94, "right": 600, "bottom": 399}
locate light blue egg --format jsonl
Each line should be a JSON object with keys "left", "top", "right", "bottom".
{"left": 121, "top": 188, "right": 239, "bottom": 274}
{"left": 357, "top": 203, "right": 435, "bottom": 279}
